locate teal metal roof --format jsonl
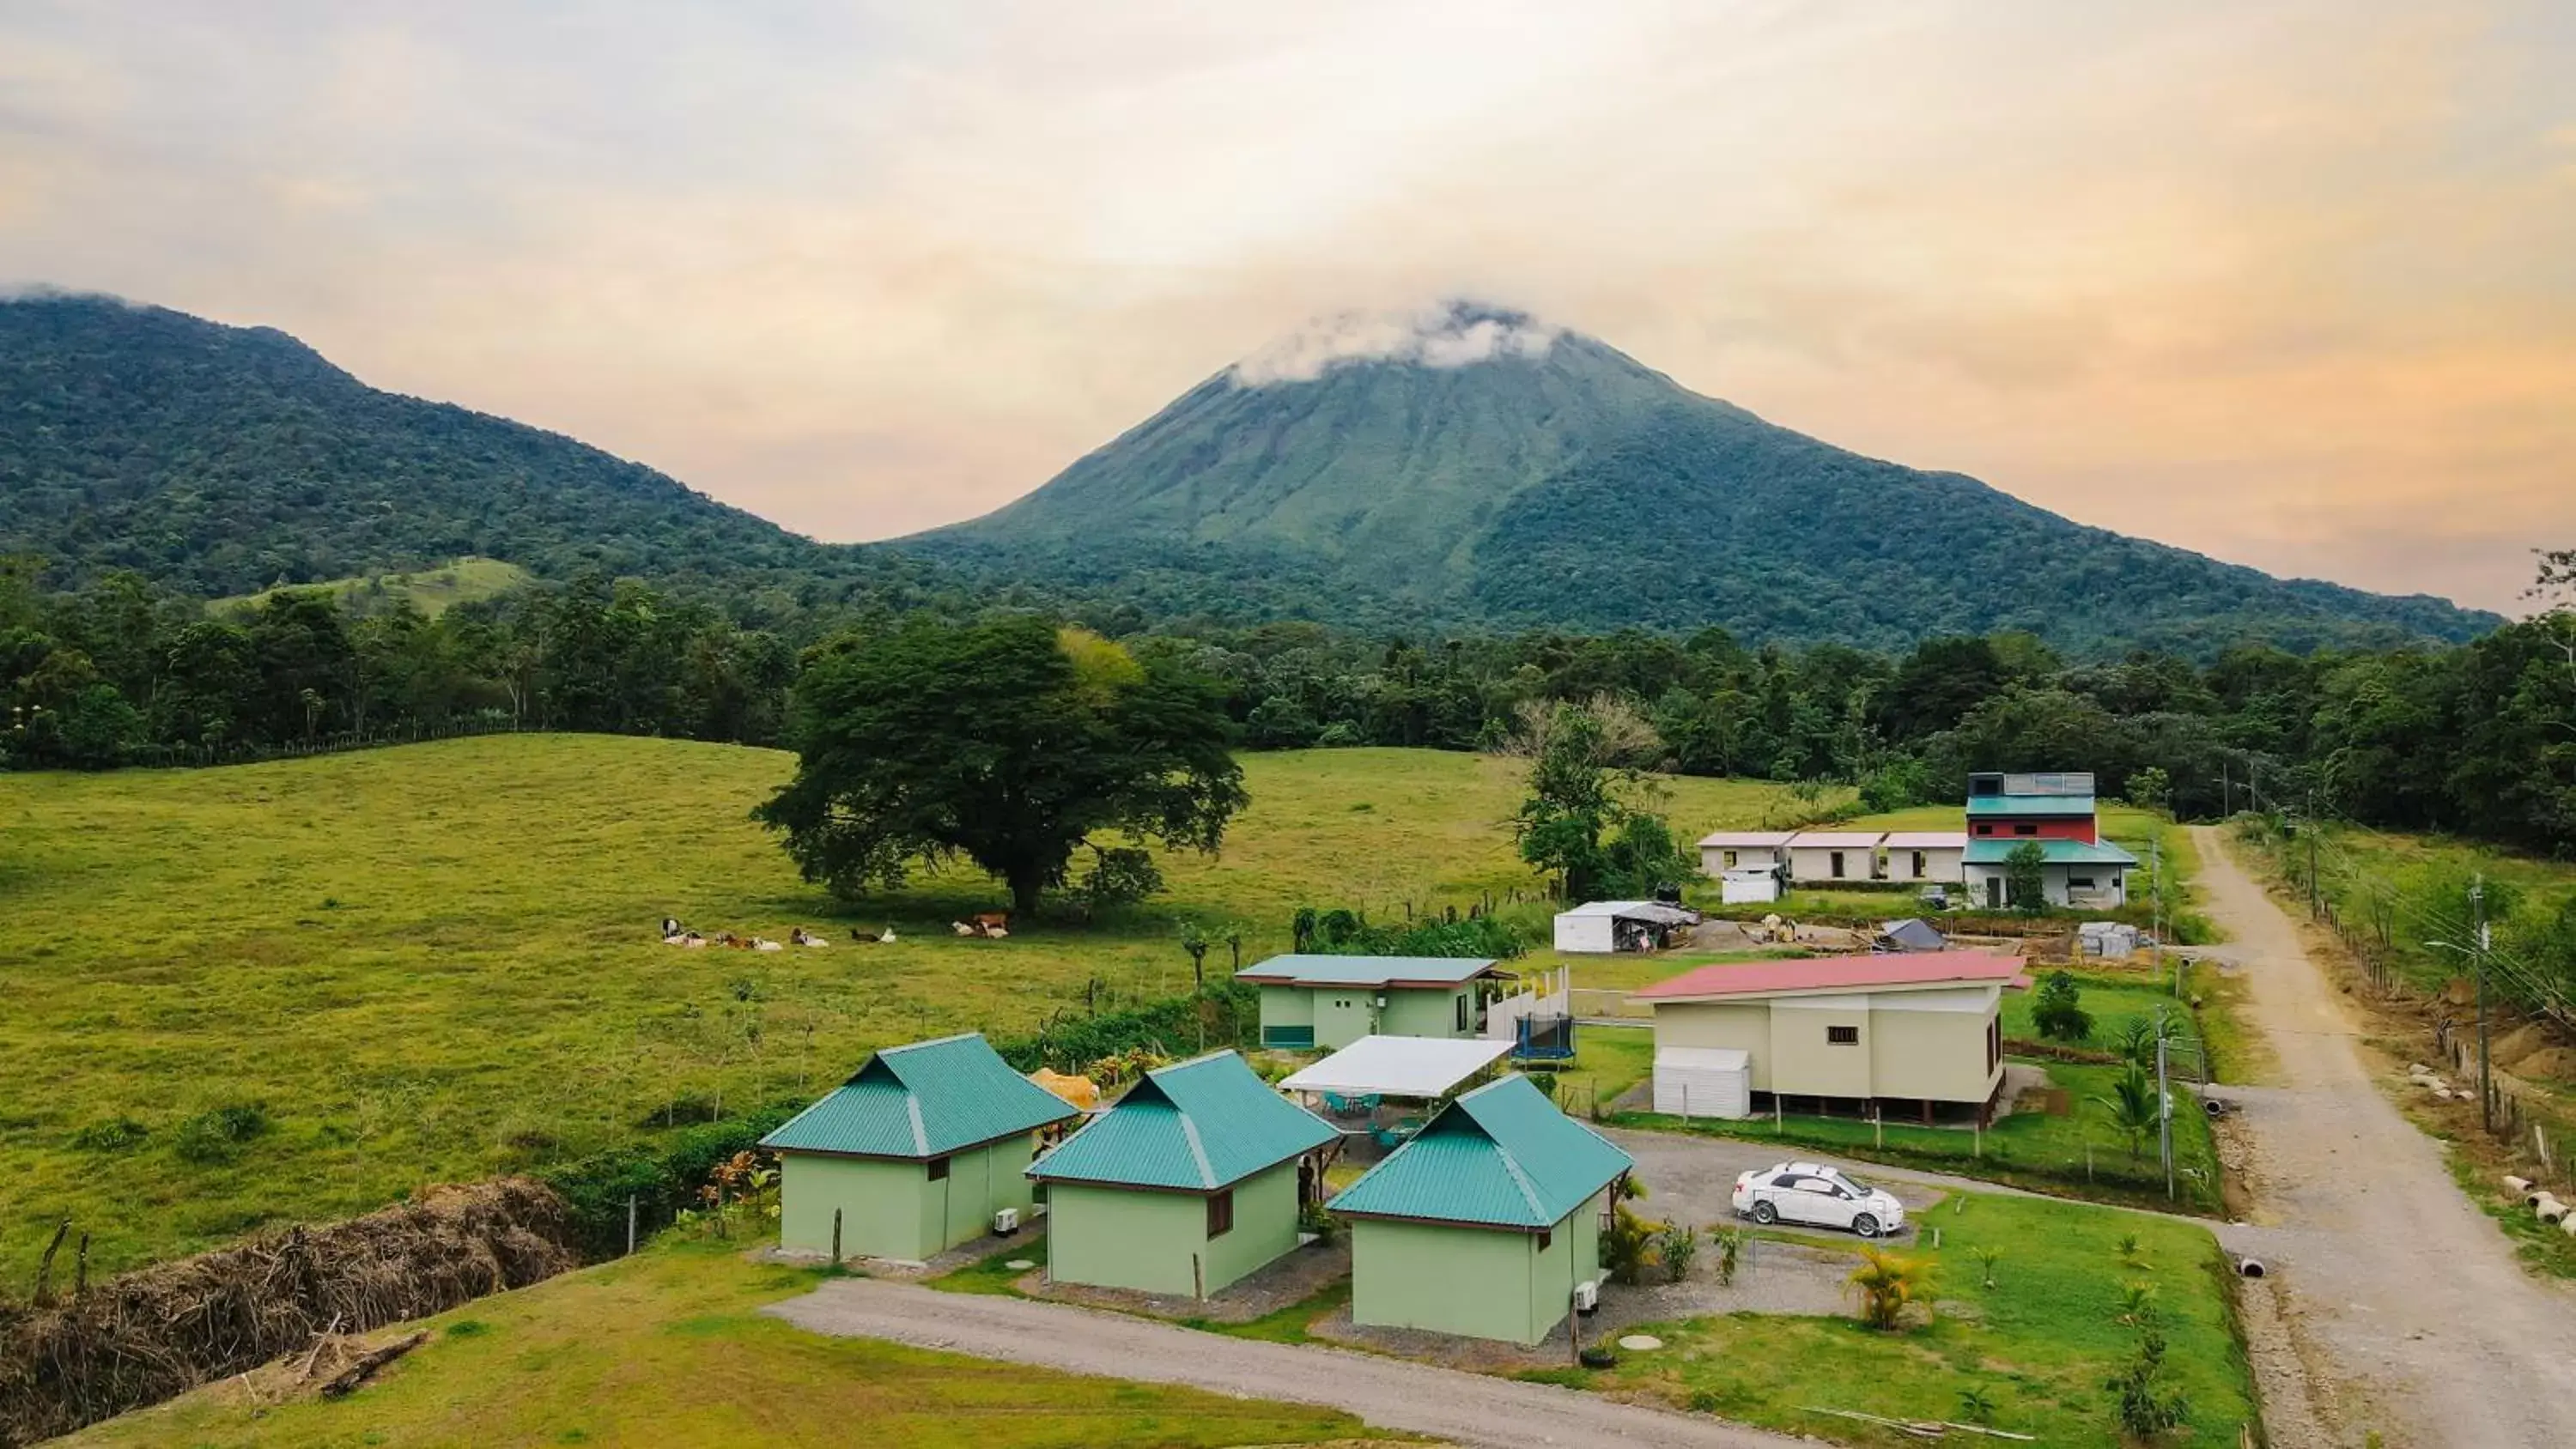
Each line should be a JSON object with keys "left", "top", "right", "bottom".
{"left": 1234, "top": 955, "right": 1501, "bottom": 988}
{"left": 1966, "top": 795, "right": 2099, "bottom": 818}
{"left": 761, "top": 1033, "right": 1076, "bottom": 1159}
{"left": 1963, "top": 839, "right": 2138, "bottom": 866}
{"left": 1327, "top": 1076, "right": 1632, "bottom": 1230}
{"left": 1027, "top": 1051, "right": 1336, "bottom": 1191}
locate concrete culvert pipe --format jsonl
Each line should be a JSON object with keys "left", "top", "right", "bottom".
{"left": 2526, "top": 1189, "right": 2557, "bottom": 1210}
{"left": 2537, "top": 1199, "right": 2569, "bottom": 1226}
{"left": 2234, "top": 1256, "right": 2267, "bottom": 1279}
{"left": 2561, "top": 1214, "right": 2576, "bottom": 1240}
{"left": 2504, "top": 1174, "right": 2534, "bottom": 1194}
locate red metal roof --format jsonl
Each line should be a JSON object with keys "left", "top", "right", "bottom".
{"left": 1637, "top": 950, "right": 2029, "bottom": 1001}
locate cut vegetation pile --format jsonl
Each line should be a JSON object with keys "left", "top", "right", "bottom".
{"left": 0, "top": 1179, "right": 574, "bottom": 1446}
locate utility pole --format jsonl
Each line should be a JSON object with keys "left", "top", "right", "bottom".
{"left": 2151, "top": 832, "right": 2168, "bottom": 996}
{"left": 2221, "top": 761, "right": 2231, "bottom": 818}
{"left": 2157, "top": 1029, "right": 2175, "bottom": 1203}
{"left": 2474, "top": 875, "right": 2493, "bottom": 1135}
{"left": 2306, "top": 797, "right": 2320, "bottom": 918}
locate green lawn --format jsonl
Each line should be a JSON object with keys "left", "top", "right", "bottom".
{"left": 1998, "top": 971, "right": 2191, "bottom": 1050}
{"left": 1549, "top": 1024, "right": 1656, "bottom": 1116}
{"left": 1565, "top": 1192, "right": 2258, "bottom": 1447}
{"left": 64, "top": 1237, "right": 1376, "bottom": 1449}
{"left": 0, "top": 736, "right": 1810, "bottom": 1276}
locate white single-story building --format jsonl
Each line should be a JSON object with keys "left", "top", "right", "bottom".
{"left": 1784, "top": 831, "right": 1885, "bottom": 885}
{"left": 1961, "top": 839, "right": 2137, "bottom": 910}
{"left": 1638, "top": 951, "right": 2032, "bottom": 1124}
{"left": 1880, "top": 832, "right": 1968, "bottom": 884}
{"left": 1552, "top": 900, "right": 1699, "bottom": 954}
{"left": 1697, "top": 830, "right": 1795, "bottom": 879}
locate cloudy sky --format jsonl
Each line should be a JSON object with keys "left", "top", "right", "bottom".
{"left": 3, "top": 1, "right": 2570, "bottom": 612}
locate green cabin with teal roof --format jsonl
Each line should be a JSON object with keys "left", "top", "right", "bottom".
{"left": 761, "top": 1033, "right": 1078, "bottom": 1264}
{"left": 1026, "top": 1051, "right": 1337, "bottom": 1297}
{"left": 1329, "top": 1074, "right": 1634, "bottom": 1344}
{"left": 1236, "top": 954, "right": 1508, "bottom": 1051}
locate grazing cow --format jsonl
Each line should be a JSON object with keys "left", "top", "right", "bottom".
{"left": 982, "top": 925, "right": 1009, "bottom": 939}
{"left": 660, "top": 917, "right": 682, "bottom": 938}
{"left": 972, "top": 912, "right": 1010, "bottom": 935}
{"left": 718, "top": 932, "right": 750, "bottom": 949}
{"left": 790, "top": 926, "right": 828, "bottom": 947}
{"left": 951, "top": 921, "right": 976, "bottom": 936}
{"left": 878, "top": 927, "right": 898, "bottom": 943}
{"left": 751, "top": 937, "right": 785, "bottom": 952}
{"left": 679, "top": 933, "right": 708, "bottom": 949}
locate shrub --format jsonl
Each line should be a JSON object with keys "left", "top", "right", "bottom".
{"left": 2106, "top": 1331, "right": 2192, "bottom": 1437}
{"left": 543, "top": 1105, "right": 799, "bottom": 1261}
{"left": 2031, "top": 971, "right": 2093, "bottom": 1042}
{"left": 1600, "top": 1204, "right": 1657, "bottom": 1287}
{"left": 70, "top": 1118, "right": 149, "bottom": 1153}
{"left": 1710, "top": 1228, "right": 1744, "bottom": 1287}
{"left": 1655, "top": 1220, "right": 1699, "bottom": 1283}
{"left": 172, "top": 1104, "right": 272, "bottom": 1165}
{"left": 1848, "top": 1246, "right": 1935, "bottom": 1331}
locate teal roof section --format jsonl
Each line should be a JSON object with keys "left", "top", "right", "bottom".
{"left": 761, "top": 1033, "right": 1076, "bottom": 1160}
{"left": 1027, "top": 1051, "right": 1336, "bottom": 1191}
{"left": 1327, "top": 1076, "right": 1632, "bottom": 1230}
{"left": 1964, "top": 839, "right": 2139, "bottom": 866}
{"left": 1235, "top": 955, "right": 1502, "bottom": 988}
{"left": 1966, "top": 795, "right": 2099, "bottom": 818}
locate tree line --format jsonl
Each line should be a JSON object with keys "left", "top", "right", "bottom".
{"left": 6, "top": 551, "right": 2567, "bottom": 858}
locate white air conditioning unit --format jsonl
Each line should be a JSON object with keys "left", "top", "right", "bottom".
{"left": 1571, "top": 1280, "right": 1600, "bottom": 1314}
{"left": 992, "top": 1207, "right": 1021, "bottom": 1235}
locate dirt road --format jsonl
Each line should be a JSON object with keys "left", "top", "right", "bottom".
{"left": 2191, "top": 828, "right": 2576, "bottom": 1447}
{"left": 767, "top": 1276, "right": 1803, "bottom": 1449}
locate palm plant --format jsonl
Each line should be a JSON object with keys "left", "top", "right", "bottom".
{"left": 1970, "top": 1245, "right": 2002, "bottom": 1288}
{"left": 2092, "top": 1064, "right": 2163, "bottom": 1160}
{"left": 2117, "top": 1231, "right": 2145, "bottom": 1266}
{"left": 2114, "top": 1009, "right": 2183, "bottom": 1068}
{"left": 2115, "top": 1280, "right": 2160, "bottom": 1328}
{"left": 1847, "top": 1246, "right": 1935, "bottom": 1331}
{"left": 1957, "top": 1386, "right": 1997, "bottom": 1425}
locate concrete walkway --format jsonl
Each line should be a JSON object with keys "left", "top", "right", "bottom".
{"left": 766, "top": 1276, "right": 1806, "bottom": 1449}
{"left": 2189, "top": 828, "right": 2576, "bottom": 1447}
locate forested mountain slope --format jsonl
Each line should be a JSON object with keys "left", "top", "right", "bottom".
{"left": 919, "top": 302, "right": 2499, "bottom": 652}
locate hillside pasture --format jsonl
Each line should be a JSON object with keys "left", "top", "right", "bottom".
{"left": 0, "top": 736, "right": 1803, "bottom": 1277}
{"left": 213, "top": 555, "right": 532, "bottom": 618}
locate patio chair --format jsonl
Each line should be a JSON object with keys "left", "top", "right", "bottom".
{"left": 1322, "top": 1092, "right": 1381, "bottom": 1119}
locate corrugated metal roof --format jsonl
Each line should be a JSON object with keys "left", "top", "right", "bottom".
{"left": 1882, "top": 831, "right": 1969, "bottom": 848}
{"left": 1027, "top": 1051, "right": 1335, "bottom": 1191}
{"left": 1328, "top": 1076, "right": 1631, "bottom": 1229}
{"left": 1963, "top": 839, "right": 2138, "bottom": 865}
{"left": 1232, "top": 955, "right": 1501, "bottom": 987}
{"left": 1965, "top": 795, "right": 2098, "bottom": 817}
{"left": 1784, "top": 831, "right": 1886, "bottom": 847}
{"left": 761, "top": 1033, "right": 1078, "bottom": 1159}
{"left": 1558, "top": 900, "right": 1697, "bottom": 924}
{"left": 1695, "top": 830, "right": 1795, "bottom": 847}
{"left": 1637, "top": 950, "right": 2028, "bottom": 1000}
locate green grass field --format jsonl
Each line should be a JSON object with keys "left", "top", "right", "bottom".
{"left": 214, "top": 555, "right": 533, "bottom": 618}
{"left": 1562, "top": 1191, "right": 2258, "bottom": 1446}
{"left": 63, "top": 1237, "right": 1375, "bottom": 1449}
{"left": 0, "top": 736, "right": 1810, "bottom": 1277}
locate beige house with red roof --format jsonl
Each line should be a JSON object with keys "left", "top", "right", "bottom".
{"left": 1637, "top": 952, "right": 2027, "bottom": 1125}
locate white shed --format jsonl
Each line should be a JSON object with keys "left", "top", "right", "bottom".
{"left": 1552, "top": 900, "right": 1698, "bottom": 954}
{"left": 1653, "top": 1046, "right": 1753, "bottom": 1119}
{"left": 1720, "top": 868, "right": 1781, "bottom": 905}
{"left": 1882, "top": 832, "right": 1969, "bottom": 884}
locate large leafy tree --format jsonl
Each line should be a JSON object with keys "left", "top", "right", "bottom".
{"left": 756, "top": 616, "right": 1247, "bottom": 917}
{"left": 1512, "top": 702, "right": 1692, "bottom": 900}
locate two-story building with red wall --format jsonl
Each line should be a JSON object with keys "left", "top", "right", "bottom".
{"left": 1959, "top": 771, "right": 2135, "bottom": 908}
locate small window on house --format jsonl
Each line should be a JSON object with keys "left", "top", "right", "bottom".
{"left": 1206, "top": 1189, "right": 1235, "bottom": 1238}
{"left": 1455, "top": 993, "right": 1470, "bottom": 1032}
{"left": 1536, "top": 1227, "right": 1553, "bottom": 1252}
{"left": 927, "top": 1156, "right": 951, "bottom": 1181}
{"left": 1912, "top": 851, "right": 1927, "bottom": 876}
{"left": 1723, "top": 849, "right": 1740, "bottom": 868}
{"left": 1975, "top": 823, "right": 1994, "bottom": 835}
{"left": 2014, "top": 824, "right": 2038, "bottom": 836}
{"left": 1830, "top": 851, "right": 1846, "bottom": 879}
{"left": 1827, "top": 1025, "right": 1860, "bottom": 1046}
{"left": 2069, "top": 875, "right": 2096, "bottom": 889}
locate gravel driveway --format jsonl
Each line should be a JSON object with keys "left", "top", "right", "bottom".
{"left": 766, "top": 1276, "right": 1806, "bottom": 1449}
{"left": 2190, "top": 828, "right": 2576, "bottom": 1447}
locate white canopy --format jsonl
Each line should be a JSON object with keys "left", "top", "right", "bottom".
{"left": 1558, "top": 900, "right": 1698, "bottom": 925}
{"left": 1278, "top": 1034, "right": 1515, "bottom": 1099}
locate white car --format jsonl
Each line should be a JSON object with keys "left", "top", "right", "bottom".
{"left": 1731, "top": 1161, "right": 1906, "bottom": 1238}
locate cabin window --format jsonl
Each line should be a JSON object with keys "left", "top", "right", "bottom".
{"left": 1975, "top": 823, "right": 1995, "bottom": 836}
{"left": 927, "top": 1156, "right": 951, "bottom": 1181}
{"left": 1911, "top": 851, "right": 1927, "bottom": 876}
{"left": 2014, "top": 824, "right": 2038, "bottom": 836}
{"left": 1723, "top": 849, "right": 1740, "bottom": 869}
{"left": 1827, "top": 1025, "right": 1860, "bottom": 1046}
{"left": 1455, "top": 993, "right": 1470, "bottom": 1032}
{"left": 1206, "top": 1189, "right": 1235, "bottom": 1239}
{"left": 1829, "top": 852, "right": 1846, "bottom": 879}
{"left": 1536, "top": 1227, "right": 1554, "bottom": 1252}
{"left": 2069, "top": 875, "right": 2097, "bottom": 889}
{"left": 1986, "top": 1017, "right": 2001, "bottom": 1073}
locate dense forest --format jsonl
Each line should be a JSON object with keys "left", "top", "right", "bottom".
{"left": 6, "top": 553, "right": 2567, "bottom": 858}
